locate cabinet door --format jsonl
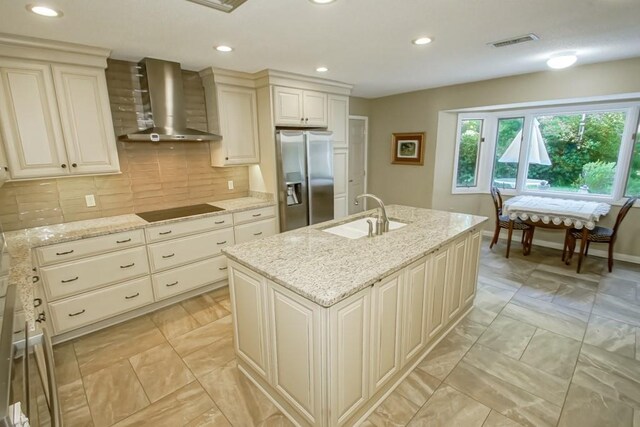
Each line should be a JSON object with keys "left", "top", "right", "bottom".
{"left": 52, "top": 65, "right": 119, "bottom": 175}
{"left": 0, "top": 60, "right": 69, "bottom": 178}
{"left": 330, "top": 287, "right": 370, "bottom": 425}
{"left": 445, "top": 236, "right": 467, "bottom": 323}
{"left": 267, "top": 282, "right": 321, "bottom": 424}
{"left": 303, "top": 91, "right": 328, "bottom": 127}
{"left": 273, "top": 86, "right": 304, "bottom": 126}
{"left": 370, "top": 272, "right": 403, "bottom": 393}
{"left": 229, "top": 264, "right": 270, "bottom": 379}
{"left": 402, "top": 256, "right": 430, "bottom": 363}
{"left": 217, "top": 85, "right": 260, "bottom": 165}
{"left": 426, "top": 247, "right": 449, "bottom": 341}
{"left": 328, "top": 95, "right": 349, "bottom": 148}
{"left": 462, "top": 230, "right": 481, "bottom": 307}
{"left": 333, "top": 148, "right": 349, "bottom": 219}
{"left": 0, "top": 140, "right": 9, "bottom": 182}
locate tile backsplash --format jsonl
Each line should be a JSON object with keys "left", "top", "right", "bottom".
{"left": 0, "top": 59, "right": 249, "bottom": 231}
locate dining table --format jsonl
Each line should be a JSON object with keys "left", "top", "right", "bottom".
{"left": 502, "top": 195, "right": 611, "bottom": 273}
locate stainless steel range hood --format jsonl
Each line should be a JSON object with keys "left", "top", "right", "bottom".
{"left": 120, "top": 58, "right": 221, "bottom": 142}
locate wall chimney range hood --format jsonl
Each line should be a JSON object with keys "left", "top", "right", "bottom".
{"left": 120, "top": 58, "right": 221, "bottom": 142}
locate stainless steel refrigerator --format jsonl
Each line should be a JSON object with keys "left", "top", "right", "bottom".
{"left": 276, "top": 131, "right": 334, "bottom": 232}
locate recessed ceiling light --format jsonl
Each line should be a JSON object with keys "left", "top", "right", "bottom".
{"left": 547, "top": 55, "right": 577, "bottom": 69}
{"left": 309, "top": 0, "right": 336, "bottom": 4}
{"left": 215, "top": 45, "right": 233, "bottom": 52}
{"left": 316, "top": 67, "right": 329, "bottom": 73}
{"left": 412, "top": 37, "right": 432, "bottom": 46}
{"left": 27, "top": 4, "right": 63, "bottom": 17}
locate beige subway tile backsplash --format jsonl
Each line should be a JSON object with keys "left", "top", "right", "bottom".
{"left": 0, "top": 59, "right": 249, "bottom": 232}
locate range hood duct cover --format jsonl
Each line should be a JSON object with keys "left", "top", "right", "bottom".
{"left": 120, "top": 58, "right": 221, "bottom": 142}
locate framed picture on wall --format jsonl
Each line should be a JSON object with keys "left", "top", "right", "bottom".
{"left": 391, "top": 132, "right": 425, "bottom": 165}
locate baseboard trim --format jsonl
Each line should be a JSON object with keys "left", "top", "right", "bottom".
{"left": 481, "top": 230, "right": 640, "bottom": 265}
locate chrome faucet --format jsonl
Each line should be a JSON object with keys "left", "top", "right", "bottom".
{"left": 356, "top": 193, "right": 389, "bottom": 235}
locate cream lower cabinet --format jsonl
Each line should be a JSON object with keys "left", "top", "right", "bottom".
{"left": 426, "top": 246, "right": 450, "bottom": 341}
{"left": 444, "top": 234, "right": 468, "bottom": 323}
{"left": 401, "top": 256, "right": 431, "bottom": 364}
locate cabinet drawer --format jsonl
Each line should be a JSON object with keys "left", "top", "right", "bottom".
{"left": 41, "top": 246, "right": 150, "bottom": 301}
{"left": 36, "top": 229, "right": 145, "bottom": 266}
{"left": 233, "top": 206, "right": 276, "bottom": 225}
{"left": 152, "top": 256, "right": 228, "bottom": 300}
{"left": 49, "top": 276, "right": 153, "bottom": 334}
{"left": 145, "top": 214, "right": 233, "bottom": 243}
{"left": 234, "top": 218, "right": 277, "bottom": 244}
{"left": 148, "top": 228, "right": 235, "bottom": 272}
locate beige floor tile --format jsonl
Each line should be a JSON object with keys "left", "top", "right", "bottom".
{"left": 598, "top": 276, "right": 638, "bottom": 301}
{"left": 83, "top": 360, "right": 150, "bottom": 427}
{"left": 552, "top": 283, "right": 596, "bottom": 313}
{"left": 54, "top": 342, "right": 82, "bottom": 386}
{"left": 557, "top": 382, "right": 634, "bottom": 427}
{"left": 181, "top": 292, "right": 231, "bottom": 326}
{"left": 59, "top": 379, "right": 94, "bottom": 427}
{"left": 395, "top": 368, "right": 441, "bottom": 407}
{"left": 584, "top": 314, "right": 636, "bottom": 359}
{"left": 150, "top": 304, "right": 201, "bottom": 339}
{"left": 183, "top": 335, "right": 235, "bottom": 378}
{"left": 483, "top": 410, "right": 524, "bottom": 427}
{"left": 520, "top": 329, "right": 582, "bottom": 379}
{"left": 637, "top": 329, "right": 640, "bottom": 362}
{"left": 476, "top": 315, "right": 536, "bottom": 359}
{"left": 256, "top": 413, "right": 296, "bottom": 427}
{"left": 573, "top": 343, "right": 640, "bottom": 409}
{"left": 536, "top": 260, "right": 603, "bottom": 283}
{"left": 364, "top": 389, "right": 420, "bottom": 426}
{"left": 635, "top": 409, "right": 640, "bottom": 427}
{"left": 409, "top": 384, "right": 491, "bottom": 426}
{"left": 73, "top": 316, "right": 157, "bottom": 356}
{"left": 467, "top": 284, "right": 514, "bottom": 326}
{"left": 112, "top": 381, "right": 215, "bottom": 427}
{"left": 452, "top": 317, "right": 487, "bottom": 342}
{"left": 129, "top": 342, "right": 195, "bottom": 402}
{"left": 515, "top": 270, "right": 565, "bottom": 302}
{"left": 477, "top": 274, "right": 522, "bottom": 291}
{"left": 418, "top": 331, "right": 476, "bottom": 380}
{"left": 446, "top": 361, "right": 562, "bottom": 427}
{"left": 184, "top": 407, "right": 231, "bottom": 427}
{"left": 168, "top": 314, "right": 232, "bottom": 357}
{"left": 199, "top": 359, "right": 279, "bottom": 425}
{"left": 464, "top": 344, "right": 570, "bottom": 406}
{"left": 593, "top": 293, "right": 640, "bottom": 327}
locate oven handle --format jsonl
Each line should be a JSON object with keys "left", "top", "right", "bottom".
{"left": 41, "top": 327, "right": 62, "bottom": 427}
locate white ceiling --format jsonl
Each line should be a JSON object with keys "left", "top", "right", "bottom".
{"left": 1, "top": 0, "right": 639, "bottom": 98}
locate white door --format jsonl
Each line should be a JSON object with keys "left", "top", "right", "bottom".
{"left": 0, "top": 60, "right": 69, "bottom": 178}
{"left": 217, "top": 85, "right": 260, "bottom": 164}
{"left": 333, "top": 148, "right": 349, "bottom": 219}
{"left": 52, "top": 65, "right": 120, "bottom": 175}
{"left": 303, "top": 90, "right": 328, "bottom": 127}
{"left": 348, "top": 116, "right": 368, "bottom": 214}
{"left": 273, "top": 86, "right": 304, "bottom": 126}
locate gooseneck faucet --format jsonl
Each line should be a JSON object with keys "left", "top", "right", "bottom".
{"left": 356, "top": 193, "right": 389, "bottom": 235}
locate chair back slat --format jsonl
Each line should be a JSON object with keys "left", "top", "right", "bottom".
{"left": 490, "top": 187, "right": 503, "bottom": 217}
{"left": 612, "top": 197, "right": 637, "bottom": 236}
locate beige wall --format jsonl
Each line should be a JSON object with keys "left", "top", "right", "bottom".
{"left": 366, "top": 57, "right": 640, "bottom": 258}
{"left": 349, "top": 96, "right": 372, "bottom": 117}
{"left": 0, "top": 60, "right": 248, "bottom": 231}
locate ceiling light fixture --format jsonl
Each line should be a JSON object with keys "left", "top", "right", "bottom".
{"left": 309, "top": 0, "right": 336, "bottom": 4}
{"left": 316, "top": 67, "right": 329, "bottom": 73}
{"left": 412, "top": 37, "right": 432, "bottom": 46}
{"left": 27, "top": 4, "right": 63, "bottom": 17}
{"left": 546, "top": 54, "right": 577, "bottom": 69}
{"left": 215, "top": 45, "right": 233, "bottom": 52}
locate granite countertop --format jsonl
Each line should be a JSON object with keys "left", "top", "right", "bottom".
{"left": 223, "top": 205, "right": 488, "bottom": 307}
{"left": 3, "top": 196, "right": 274, "bottom": 326}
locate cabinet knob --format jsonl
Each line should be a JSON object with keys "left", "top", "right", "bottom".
{"left": 300, "top": 118, "right": 304, "bottom": 122}
{"left": 72, "top": 163, "right": 77, "bottom": 168}
{"left": 3, "top": 166, "right": 7, "bottom": 172}
{"left": 305, "top": 118, "right": 309, "bottom": 122}
{"left": 61, "top": 163, "right": 67, "bottom": 168}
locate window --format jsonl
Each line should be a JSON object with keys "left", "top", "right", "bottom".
{"left": 452, "top": 101, "right": 640, "bottom": 202}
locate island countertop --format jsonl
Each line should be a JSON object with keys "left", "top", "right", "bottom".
{"left": 223, "top": 205, "right": 488, "bottom": 307}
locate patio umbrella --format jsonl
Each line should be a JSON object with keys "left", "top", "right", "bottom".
{"left": 499, "top": 118, "right": 552, "bottom": 165}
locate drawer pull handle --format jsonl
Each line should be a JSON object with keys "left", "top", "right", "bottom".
{"left": 166, "top": 281, "right": 179, "bottom": 287}
{"left": 33, "top": 298, "right": 42, "bottom": 307}
{"left": 32, "top": 275, "right": 40, "bottom": 283}
{"left": 159, "top": 230, "right": 172, "bottom": 235}
{"left": 162, "top": 253, "right": 175, "bottom": 259}
{"left": 56, "top": 250, "right": 74, "bottom": 256}
{"left": 253, "top": 232, "right": 263, "bottom": 236}
{"left": 61, "top": 276, "right": 79, "bottom": 283}
{"left": 217, "top": 241, "right": 227, "bottom": 245}
{"left": 116, "top": 238, "right": 132, "bottom": 244}
{"left": 120, "top": 263, "right": 135, "bottom": 269}
{"left": 215, "top": 220, "right": 225, "bottom": 224}
{"left": 125, "top": 293, "right": 140, "bottom": 300}
{"left": 219, "top": 266, "right": 228, "bottom": 271}
{"left": 252, "top": 213, "right": 262, "bottom": 217}
{"left": 36, "top": 312, "right": 46, "bottom": 323}
{"left": 68, "top": 309, "right": 85, "bottom": 317}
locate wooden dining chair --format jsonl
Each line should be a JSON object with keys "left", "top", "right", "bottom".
{"left": 490, "top": 187, "right": 534, "bottom": 258}
{"left": 565, "top": 197, "right": 637, "bottom": 272}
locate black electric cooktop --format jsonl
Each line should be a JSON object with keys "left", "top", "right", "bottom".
{"left": 136, "top": 204, "right": 225, "bottom": 222}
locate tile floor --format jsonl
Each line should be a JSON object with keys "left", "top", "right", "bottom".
{"left": 53, "top": 244, "right": 640, "bottom": 426}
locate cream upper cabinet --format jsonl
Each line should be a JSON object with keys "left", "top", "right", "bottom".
{"left": 328, "top": 95, "right": 349, "bottom": 148}
{"left": 211, "top": 84, "right": 260, "bottom": 166}
{"left": 273, "top": 86, "right": 327, "bottom": 127}
{"left": 0, "top": 59, "right": 119, "bottom": 179}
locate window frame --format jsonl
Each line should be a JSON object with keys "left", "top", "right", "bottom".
{"left": 451, "top": 101, "right": 640, "bottom": 203}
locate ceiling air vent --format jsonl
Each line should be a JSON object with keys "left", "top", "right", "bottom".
{"left": 185, "top": 0, "right": 248, "bottom": 13}
{"left": 489, "top": 33, "right": 540, "bottom": 48}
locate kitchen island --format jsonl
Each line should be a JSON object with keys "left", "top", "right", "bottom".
{"left": 223, "top": 205, "right": 487, "bottom": 427}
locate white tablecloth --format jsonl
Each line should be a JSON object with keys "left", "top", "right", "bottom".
{"left": 503, "top": 195, "right": 611, "bottom": 230}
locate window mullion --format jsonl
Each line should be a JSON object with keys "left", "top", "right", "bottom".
{"left": 516, "top": 115, "right": 534, "bottom": 193}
